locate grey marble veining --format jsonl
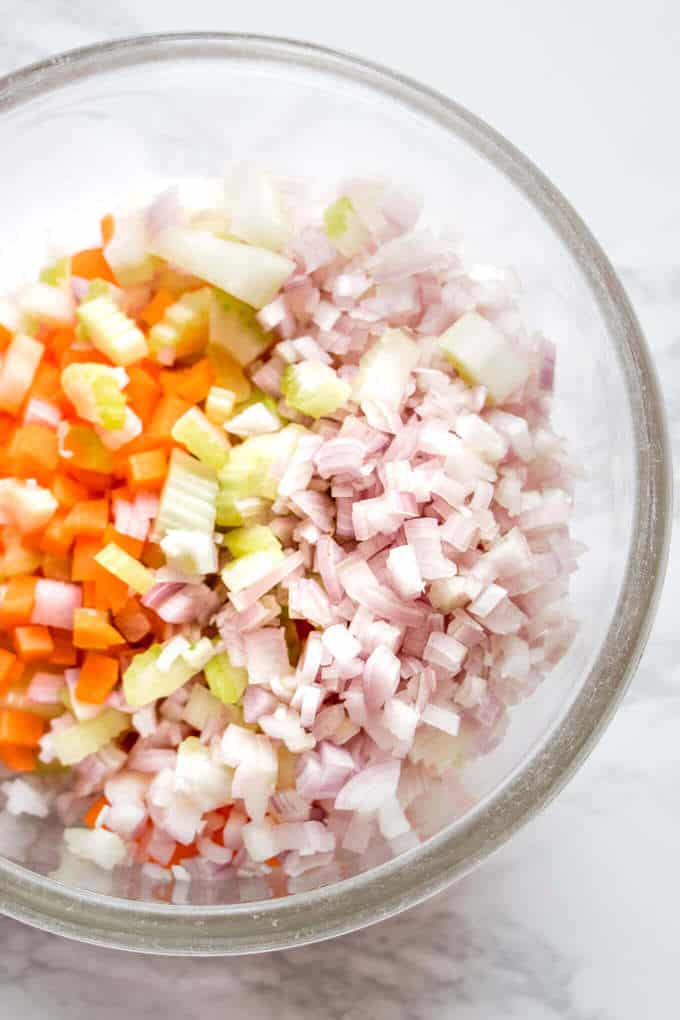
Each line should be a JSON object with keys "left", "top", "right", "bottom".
{"left": 0, "top": 4, "right": 678, "bottom": 1018}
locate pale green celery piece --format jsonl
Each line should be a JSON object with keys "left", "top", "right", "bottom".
{"left": 154, "top": 449, "right": 218, "bottom": 539}
{"left": 160, "top": 530, "right": 218, "bottom": 576}
{"left": 40, "top": 256, "right": 71, "bottom": 288}
{"left": 52, "top": 709, "right": 129, "bottom": 766}
{"left": 94, "top": 543, "right": 155, "bottom": 596}
{"left": 215, "top": 489, "right": 246, "bottom": 528}
{"left": 123, "top": 644, "right": 193, "bottom": 707}
{"left": 221, "top": 547, "right": 285, "bottom": 593}
{"left": 218, "top": 424, "right": 304, "bottom": 502}
{"left": 323, "top": 196, "right": 370, "bottom": 257}
{"left": 223, "top": 524, "right": 282, "bottom": 559}
{"left": 205, "top": 385, "right": 236, "bottom": 426}
{"left": 209, "top": 289, "right": 272, "bottom": 366}
{"left": 171, "top": 406, "right": 230, "bottom": 471}
{"left": 148, "top": 287, "right": 212, "bottom": 360}
{"left": 82, "top": 279, "right": 119, "bottom": 303}
{"left": 204, "top": 653, "right": 248, "bottom": 705}
{"left": 281, "top": 362, "right": 350, "bottom": 419}
{"left": 61, "top": 363, "right": 127, "bottom": 430}
{"left": 77, "top": 296, "right": 148, "bottom": 366}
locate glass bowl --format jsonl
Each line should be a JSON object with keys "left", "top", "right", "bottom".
{"left": 0, "top": 33, "right": 670, "bottom": 954}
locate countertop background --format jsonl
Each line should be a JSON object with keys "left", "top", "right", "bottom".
{"left": 1, "top": 3, "right": 678, "bottom": 1018}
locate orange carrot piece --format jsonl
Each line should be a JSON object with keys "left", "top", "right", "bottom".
{"left": 127, "top": 449, "right": 168, "bottom": 493}
{"left": 0, "top": 577, "right": 37, "bottom": 629}
{"left": 70, "top": 248, "right": 116, "bottom": 283}
{"left": 0, "top": 709, "right": 45, "bottom": 747}
{"left": 127, "top": 394, "right": 190, "bottom": 454}
{"left": 41, "top": 553, "right": 72, "bottom": 582}
{"left": 73, "top": 609, "right": 124, "bottom": 650}
{"left": 76, "top": 652, "right": 119, "bottom": 705}
{"left": 160, "top": 358, "right": 215, "bottom": 404}
{"left": 93, "top": 565, "right": 130, "bottom": 615}
{"left": 114, "top": 596, "right": 152, "bottom": 644}
{"left": 0, "top": 323, "right": 13, "bottom": 351}
{"left": 101, "top": 526, "right": 144, "bottom": 560}
{"left": 40, "top": 510, "right": 73, "bottom": 555}
{"left": 53, "top": 473, "right": 90, "bottom": 509}
{"left": 50, "top": 629, "right": 78, "bottom": 667}
{"left": 71, "top": 537, "right": 102, "bottom": 581}
{"left": 0, "top": 743, "right": 37, "bottom": 771}
{"left": 84, "top": 794, "right": 109, "bottom": 828}
{"left": 13, "top": 626, "right": 54, "bottom": 663}
{"left": 167, "top": 842, "right": 200, "bottom": 867}
{"left": 7, "top": 424, "right": 59, "bottom": 482}
{"left": 125, "top": 365, "right": 161, "bottom": 426}
{"left": 44, "top": 330, "right": 76, "bottom": 366}
{"left": 0, "top": 649, "right": 18, "bottom": 696}
{"left": 141, "top": 543, "right": 165, "bottom": 570}
{"left": 64, "top": 498, "right": 109, "bottom": 539}
{"left": 100, "top": 214, "right": 115, "bottom": 247}
{"left": 140, "top": 289, "right": 174, "bottom": 328}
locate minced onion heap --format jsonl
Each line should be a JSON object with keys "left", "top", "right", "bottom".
{"left": 1, "top": 170, "right": 581, "bottom": 885}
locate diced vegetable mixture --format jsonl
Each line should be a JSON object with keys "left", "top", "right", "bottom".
{"left": 0, "top": 170, "right": 580, "bottom": 888}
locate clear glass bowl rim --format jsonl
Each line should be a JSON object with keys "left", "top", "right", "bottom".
{"left": 0, "top": 32, "right": 671, "bottom": 955}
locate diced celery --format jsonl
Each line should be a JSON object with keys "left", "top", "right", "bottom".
{"left": 123, "top": 644, "right": 191, "bottom": 707}
{"left": 223, "top": 525, "right": 281, "bottom": 559}
{"left": 160, "top": 530, "right": 218, "bottom": 576}
{"left": 439, "top": 312, "right": 529, "bottom": 404}
{"left": 225, "top": 165, "right": 291, "bottom": 252}
{"left": 149, "top": 227, "right": 295, "bottom": 310}
{"left": 153, "top": 449, "right": 218, "bottom": 540}
{"left": 218, "top": 424, "right": 302, "bottom": 503}
{"left": 323, "top": 196, "right": 370, "bottom": 257}
{"left": 224, "top": 401, "right": 280, "bottom": 437}
{"left": 148, "top": 287, "right": 212, "bottom": 361}
{"left": 281, "top": 362, "right": 350, "bottom": 419}
{"left": 77, "top": 296, "right": 148, "bottom": 366}
{"left": 19, "top": 282, "right": 74, "bottom": 328}
{"left": 81, "top": 278, "right": 120, "bottom": 304}
{"left": 205, "top": 345, "right": 252, "bottom": 402}
{"left": 221, "top": 548, "right": 285, "bottom": 593}
{"left": 52, "top": 709, "right": 130, "bottom": 766}
{"left": 94, "top": 543, "right": 155, "bottom": 596}
{"left": 205, "top": 385, "right": 236, "bottom": 426}
{"left": 216, "top": 489, "right": 246, "bottom": 528}
{"left": 209, "top": 289, "right": 272, "bottom": 367}
{"left": 171, "top": 406, "right": 230, "bottom": 471}
{"left": 61, "top": 363, "right": 128, "bottom": 430}
{"left": 204, "top": 653, "right": 248, "bottom": 705}
{"left": 40, "top": 256, "right": 71, "bottom": 289}
{"left": 62, "top": 424, "right": 114, "bottom": 474}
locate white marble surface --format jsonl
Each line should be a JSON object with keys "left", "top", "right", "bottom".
{"left": 1, "top": 3, "right": 679, "bottom": 1017}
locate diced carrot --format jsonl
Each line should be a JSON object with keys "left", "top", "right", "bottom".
{"left": 73, "top": 608, "right": 124, "bottom": 649}
{"left": 84, "top": 794, "right": 109, "bottom": 828}
{"left": 60, "top": 347, "right": 112, "bottom": 370}
{"left": 41, "top": 552, "right": 72, "bottom": 581}
{"left": 71, "top": 536, "right": 101, "bottom": 581}
{"left": 140, "top": 289, "right": 175, "bottom": 328}
{"left": 13, "top": 625, "right": 54, "bottom": 663}
{"left": 40, "top": 510, "right": 73, "bottom": 555}
{"left": 61, "top": 425, "right": 114, "bottom": 475}
{"left": 44, "top": 330, "right": 77, "bottom": 367}
{"left": 53, "top": 472, "right": 90, "bottom": 509}
{"left": 0, "top": 577, "right": 37, "bottom": 629}
{"left": 125, "top": 365, "right": 161, "bottom": 427}
{"left": 65, "top": 467, "right": 112, "bottom": 493}
{"left": 160, "top": 358, "right": 215, "bottom": 404}
{"left": 64, "top": 498, "right": 109, "bottom": 539}
{"left": 167, "top": 842, "right": 200, "bottom": 867}
{"left": 265, "top": 856, "right": 281, "bottom": 868}
{"left": 76, "top": 652, "right": 119, "bottom": 704}
{"left": 50, "top": 629, "right": 78, "bottom": 667}
{"left": 93, "top": 566, "right": 129, "bottom": 615}
{"left": 100, "top": 214, "right": 115, "bottom": 247}
{"left": 7, "top": 424, "right": 59, "bottom": 482}
{"left": 0, "top": 323, "right": 13, "bottom": 351}
{"left": 127, "top": 394, "right": 190, "bottom": 454}
{"left": 0, "top": 649, "right": 18, "bottom": 696}
{"left": 81, "top": 580, "right": 98, "bottom": 609}
{"left": 0, "top": 744, "right": 37, "bottom": 772}
{"left": 0, "top": 414, "right": 15, "bottom": 444}
{"left": 141, "top": 542, "right": 165, "bottom": 570}
{"left": 70, "top": 248, "right": 116, "bottom": 284}
{"left": 101, "top": 526, "right": 144, "bottom": 559}
{"left": 0, "top": 708, "right": 45, "bottom": 747}
{"left": 127, "top": 449, "right": 168, "bottom": 493}
{"left": 113, "top": 596, "right": 152, "bottom": 644}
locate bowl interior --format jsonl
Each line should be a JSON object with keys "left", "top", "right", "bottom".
{"left": 0, "top": 36, "right": 667, "bottom": 948}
